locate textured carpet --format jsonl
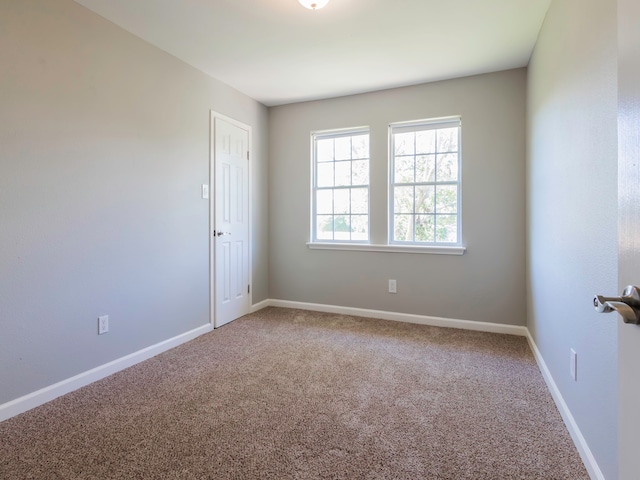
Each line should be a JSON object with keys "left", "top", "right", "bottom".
{"left": 1, "top": 307, "right": 588, "bottom": 479}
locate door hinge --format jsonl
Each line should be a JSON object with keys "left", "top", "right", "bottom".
{"left": 247, "top": 151, "right": 249, "bottom": 161}
{"left": 248, "top": 284, "right": 250, "bottom": 294}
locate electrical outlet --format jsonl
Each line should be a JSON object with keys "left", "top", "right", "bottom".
{"left": 570, "top": 348, "right": 577, "bottom": 381}
{"left": 388, "top": 279, "right": 397, "bottom": 294}
{"left": 98, "top": 315, "right": 109, "bottom": 335}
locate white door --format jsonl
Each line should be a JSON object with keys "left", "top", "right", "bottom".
{"left": 617, "top": 0, "right": 640, "bottom": 477}
{"left": 212, "top": 114, "right": 250, "bottom": 328}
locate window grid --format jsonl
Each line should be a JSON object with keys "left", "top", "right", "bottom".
{"left": 390, "top": 119, "right": 461, "bottom": 245}
{"left": 313, "top": 129, "right": 370, "bottom": 242}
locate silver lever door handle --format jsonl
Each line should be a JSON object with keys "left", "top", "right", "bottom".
{"left": 594, "top": 285, "right": 640, "bottom": 324}
{"left": 214, "top": 230, "right": 231, "bottom": 237}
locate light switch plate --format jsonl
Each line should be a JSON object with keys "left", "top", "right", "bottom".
{"left": 202, "top": 184, "right": 209, "bottom": 199}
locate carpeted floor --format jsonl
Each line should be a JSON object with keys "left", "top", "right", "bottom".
{"left": 0, "top": 307, "right": 588, "bottom": 479}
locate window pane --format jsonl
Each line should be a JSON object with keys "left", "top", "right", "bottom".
{"left": 394, "top": 155, "right": 415, "bottom": 184}
{"left": 415, "top": 155, "right": 436, "bottom": 183}
{"left": 394, "top": 215, "right": 413, "bottom": 242}
{"left": 351, "top": 187, "right": 368, "bottom": 214}
{"left": 317, "top": 215, "right": 333, "bottom": 240}
{"left": 351, "top": 215, "right": 368, "bottom": 241}
{"left": 437, "top": 127, "right": 458, "bottom": 153}
{"left": 334, "top": 215, "right": 350, "bottom": 240}
{"left": 415, "top": 186, "right": 435, "bottom": 214}
{"left": 316, "top": 190, "right": 333, "bottom": 214}
{"left": 334, "top": 161, "right": 351, "bottom": 187}
{"left": 352, "top": 160, "right": 369, "bottom": 185}
{"left": 334, "top": 137, "right": 351, "bottom": 160}
{"left": 334, "top": 189, "right": 349, "bottom": 214}
{"left": 389, "top": 119, "right": 461, "bottom": 245}
{"left": 317, "top": 162, "right": 334, "bottom": 187}
{"left": 394, "top": 132, "right": 415, "bottom": 156}
{"left": 415, "top": 215, "right": 435, "bottom": 242}
{"left": 436, "top": 215, "right": 457, "bottom": 243}
{"left": 436, "top": 186, "right": 457, "bottom": 213}
{"left": 317, "top": 138, "right": 334, "bottom": 162}
{"left": 394, "top": 186, "right": 414, "bottom": 214}
{"left": 313, "top": 129, "right": 370, "bottom": 243}
{"left": 416, "top": 129, "right": 436, "bottom": 154}
{"left": 351, "top": 135, "right": 368, "bottom": 159}
{"left": 436, "top": 153, "right": 458, "bottom": 182}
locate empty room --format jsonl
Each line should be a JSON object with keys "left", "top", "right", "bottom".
{"left": 1, "top": 0, "right": 638, "bottom": 479}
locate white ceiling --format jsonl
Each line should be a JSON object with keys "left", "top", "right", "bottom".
{"left": 74, "top": 0, "right": 551, "bottom": 107}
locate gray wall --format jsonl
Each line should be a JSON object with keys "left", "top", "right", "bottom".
{"left": 0, "top": 0, "right": 268, "bottom": 405}
{"left": 269, "top": 69, "right": 527, "bottom": 325}
{"left": 527, "top": 0, "right": 618, "bottom": 477}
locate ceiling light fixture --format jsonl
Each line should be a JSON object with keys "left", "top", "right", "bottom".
{"left": 298, "top": 0, "right": 330, "bottom": 10}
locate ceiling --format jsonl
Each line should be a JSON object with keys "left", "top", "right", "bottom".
{"left": 74, "top": 0, "right": 551, "bottom": 107}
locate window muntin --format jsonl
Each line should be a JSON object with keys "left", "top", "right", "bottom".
{"left": 390, "top": 118, "right": 461, "bottom": 245}
{"left": 312, "top": 128, "right": 370, "bottom": 242}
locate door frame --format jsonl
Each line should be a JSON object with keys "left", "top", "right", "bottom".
{"left": 209, "top": 110, "right": 252, "bottom": 328}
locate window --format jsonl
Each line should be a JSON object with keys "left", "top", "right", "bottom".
{"left": 390, "top": 117, "right": 461, "bottom": 245}
{"left": 312, "top": 128, "right": 370, "bottom": 242}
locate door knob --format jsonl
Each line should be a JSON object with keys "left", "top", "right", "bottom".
{"left": 214, "top": 230, "right": 231, "bottom": 237}
{"left": 594, "top": 285, "right": 640, "bottom": 324}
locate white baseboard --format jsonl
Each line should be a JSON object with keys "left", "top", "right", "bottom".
{"left": 267, "top": 299, "right": 528, "bottom": 336}
{"left": 0, "top": 323, "right": 213, "bottom": 423}
{"left": 525, "top": 331, "right": 604, "bottom": 480}
{"left": 250, "top": 298, "right": 271, "bottom": 313}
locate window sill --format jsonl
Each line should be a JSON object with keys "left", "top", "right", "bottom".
{"left": 306, "top": 242, "right": 466, "bottom": 255}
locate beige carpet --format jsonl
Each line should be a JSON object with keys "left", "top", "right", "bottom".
{"left": 1, "top": 307, "right": 588, "bottom": 479}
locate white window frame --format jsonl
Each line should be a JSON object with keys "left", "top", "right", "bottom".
{"left": 389, "top": 116, "right": 463, "bottom": 247}
{"left": 310, "top": 127, "right": 371, "bottom": 244}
